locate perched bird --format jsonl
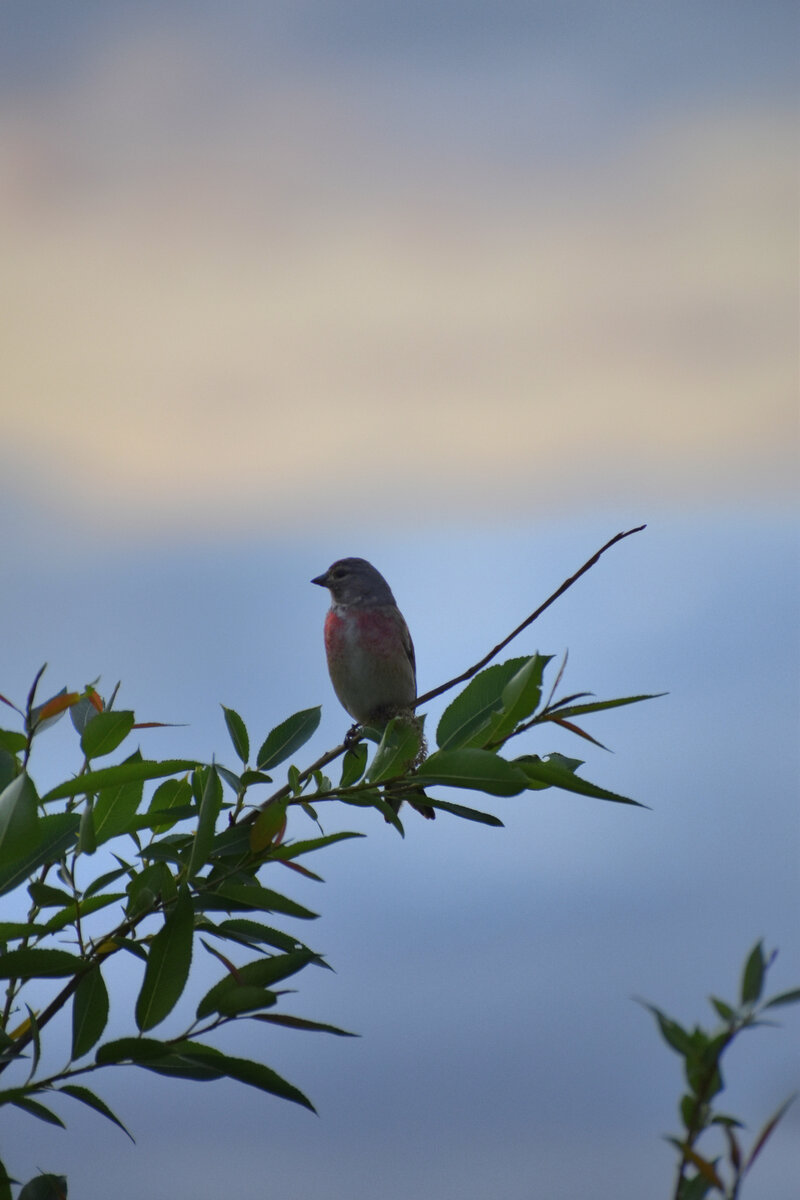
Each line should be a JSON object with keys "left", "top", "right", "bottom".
{"left": 312, "top": 558, "right": 434, "bottom": 820}
{"left": 311, "top": 557, "right": 417, "bottom": 727}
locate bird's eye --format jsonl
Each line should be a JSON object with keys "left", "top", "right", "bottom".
{"left": 332, "top": 567, "right": 346, "bottom": 579}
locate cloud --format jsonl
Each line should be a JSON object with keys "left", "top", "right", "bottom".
{"left": 1, "top": 28, "right": 796, "bottom": 534}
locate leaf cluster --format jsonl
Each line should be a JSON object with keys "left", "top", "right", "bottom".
{"left": 0, "top": 531, "right": 662, "bottom": 1196}
{"left": 0, "top": 647, "right": 656, "bottom": 1195}
{"left": 0, "top": 673, "right": 364, "bottom": 1197}
{"left": 245, "top": 652, "right": 660, "bottom": 837}
{"left": 641, "top": 941, "right": 800, "bottom": 1200}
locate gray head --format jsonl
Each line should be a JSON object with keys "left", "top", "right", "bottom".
{"left": 311, "top": 557, "right": 397, "bottom": 607}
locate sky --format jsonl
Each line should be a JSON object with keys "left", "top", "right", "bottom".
{"left": 1, "top": 3, "right": 798, "bottom": 1198}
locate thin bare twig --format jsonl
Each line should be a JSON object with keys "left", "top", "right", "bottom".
{"left": 414, "top": 525, "right": 646, "bottom": 709}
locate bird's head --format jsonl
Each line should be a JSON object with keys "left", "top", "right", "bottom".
{"left": 311, "top": 558, "right": 397, "bottom": 607}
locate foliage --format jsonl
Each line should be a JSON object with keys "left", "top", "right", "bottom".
{"left": 0, "top": 639, "right": 657, "bottom": 1193}
{"left": 642, "top": 941, "right": 800, "bottom": 1200}
{"left": 8, "top": 528, "right": 789, "bottom": 1198}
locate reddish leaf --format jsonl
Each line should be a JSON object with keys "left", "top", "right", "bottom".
{"left": 548, "top": 716, "right": 609, "bottom": 750}
{"left": 744, "top": 1093, "right": 796, "bottom": 1173}
{"left": 279, "top": 859, "right": 323, "bottom": 882}
{"left": 678, "top": 1144, "right": 724, "bottom": 1188}
{"left": 721, "top": 1124, "right": 741, "bottom": 1172}
{"left": 37, "top": 692, "right": 80, "bottom": 720}
{"left": 200, "top": 939, "right": 243, "bottom": 983}
{"left": 132, "top": 722, "right": 184, "bottom": 729}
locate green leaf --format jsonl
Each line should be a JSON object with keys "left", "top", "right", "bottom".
{"left": 135, "top": 887, "right": 195, "bottom": 1031}
{"left": 545, "top": 693, "right": 667, "bottom": 719}
{"left": 0, "top": 921, "right": 48, "bottom": 940}
{"left": 18, "top": 1177, "right": 68, "bottom": 1200}
{"left": 336, "top": 790, "right": 405, "bottom": 832}
{"left": 80, "top": 710, "right": 135, "bottom": 760}
{"left": 0, "top": 1158, "right": 12, "bottom": 1200}
{"left": 216, "top": 765, "right": 242, "bottom": 794}
{"left": 710, "top": 1113, "right": 745, "bottom": 1129}
{"left": 57, "top": 1083, "right": 134, "bottom": 1141}
{"left": 222, "top": 706, "right": 250, "bottom": 764}
{"left": 78, "top": 796, "right": 97, "bottom": 855}
{"left": 639, "top": 1001, "right": 693, "bottom": 1055}
{"left": 422, "top": 798, "right": 504, "bottom": 826}
{"left": 514, "top": 755, "right": 646, "bottom": 807}
{"left": 169, "top": 1040, "right": 316, "bottom": 1111}
{"left": 125, "top": 861, "right": 175, "bottom": 918}
{"left": 10, "top": 1096, "right": 65, "bottom": 1128}
{"left": 29, "top": 881, "right": 72, "bottom": 907}
{"left": 95, "top": 1036, "right": 172, "bottom": 1066}
{"left": 367, "top": 717, "right": 423, "bottom": 784}
{"left": 129, "top": 807, "right": 196, "bottom": 838}
{"left": 196, "top": 950, "right": 317, "bottom": 1019}
{"left": 43, "top": 893, "right": 125, "bottom": 934}
{"left": 436, "top": 658, "right": 529, "bottom": 750}
{"left": 710, "top": 996, "right": 736, "bottom": 1022}
{"left": 198, "top": 882, "right": 317, "bottom": 920}
{"left": 340, "top": 742, "right": 368, "bottom": 787}
{"left": 105, "top": 936, "right": 147, "bottom": 963}
{"left": 416, "top": 748, "right": 528, "bottom": 796}
{"left": 83, "top": 865, "right": 130, "bottom": 900}
{"left": 270, "top": 831, "right": 365, "bottom": 860}
{"left": 763, "top": 987, "right": 800, "bottom": 1010}
{"left": 147, "top": 777, "right": 192, "bottom": 834}
{"left": 18, "top": 1175, "right": 68, "bottom": 1200}
{"left": 250, "top": 802, "right": 287, "bottom": 854}
{"left": 138, "top": 838, "right": 192, "bottom": 866}
{"left": 211, "top": 984, "right": 278, "bottom": 1016}
{"left": 0, "top": 729, "right": 26, "bottom": 754}
{"left": 0, "top": 772, "right": 40, "bottom": 862}
{"left": 98, "top": 1036, "right": 313, "bottom": 1105}
{"left": 0, "top": 750, "right": 16, "bottom": 794}
{"left": 488, "top": 654, "right": 551, "bottom": 743}
{"left": 93, "top": 750, "right": 145, "bottom": 844}
{"left": 42, "top": 759, "right": 199, "bottom": 803}
{"left": 741, "top": 941, "right": 765, "bottom": 1005}
{"left": 679, "top": 1093, "right": 698, "bottom": 1130}
{"left": 200, "top": 918, "right": 308, "bottom": 954}
{"left": 257, "top": 708, "right": 321, "bottom": 771}
{"left": 186, "top": 767, "right": 223, "bottom": 879}
{"left": 25, "top": 1004, "right": 42, "bottom": 1082}
{"left": 240, "top": 770, "right": 273, "bottom": 787}
{"left": 71, "top": 966, "right": 109, "bottom": 1059}
{"left": 0, "top": 948, "right": 79, "bottom": 978}
{"left": 0, "top": 813, "right": 80, "bottom": 898}
{"left": 254, "top": 1013, "right": 358, "bottom": 1037}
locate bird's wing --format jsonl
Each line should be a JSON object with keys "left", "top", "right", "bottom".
{"left": 399, "top": 613, "right": 417, "bottom": 684}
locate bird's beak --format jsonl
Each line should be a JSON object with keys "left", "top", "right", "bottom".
{"left": 311, "top": 572, "right": 329, "bottom": 588}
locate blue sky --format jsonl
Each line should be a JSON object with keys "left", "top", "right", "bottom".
{"left": 0, "top": 4, "right": 797, "bottom": 1197}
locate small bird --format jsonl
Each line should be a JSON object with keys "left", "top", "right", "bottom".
{"left": 312, "top": 557, "right": 433, "bottom": 819}
{"left": 311, "top": 557, "right": 417, "bottom": 727}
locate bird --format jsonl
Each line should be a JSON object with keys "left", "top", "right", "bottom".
{"left": 311, "top": 557, "right": 417, "bottom": 727}
{"left": 312, "top": 557, "right": 434, "bottom": 819}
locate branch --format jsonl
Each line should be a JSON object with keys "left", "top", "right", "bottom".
{"left": 241, "top": 525, "right": 646, "bottom": 821}
{"left": 243, "top": 741, "right": 349, "bottom": 822}
{"left": 415, "top": 525, "right": 646, "bottom": 708}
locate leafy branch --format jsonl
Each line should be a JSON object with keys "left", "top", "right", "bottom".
{"left": 0, "top": 528, "right": 661, "bottom": 1197}
{"left": 641, "top": 941, "right": 800, "bottom": 1200}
